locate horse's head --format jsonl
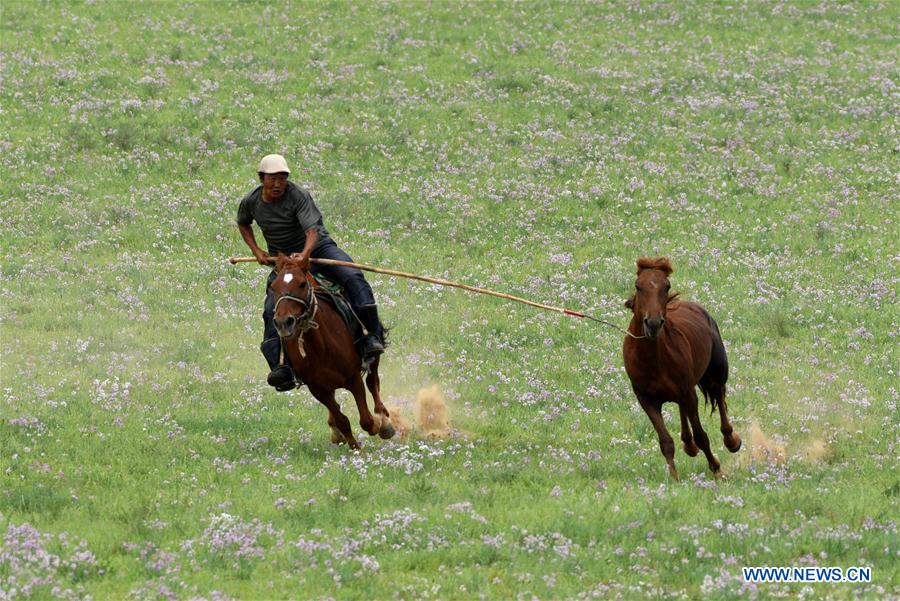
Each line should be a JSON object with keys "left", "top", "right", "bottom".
{"left": 626, "top": 257, "right": 675, "bottom": 339}
{"left": 271, "top": 253, "right": 315, "bottom": 339}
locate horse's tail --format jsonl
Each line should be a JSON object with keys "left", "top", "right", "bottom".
{"left": 698, "top": 309, "right": 728, "bottom": 415}
{"left": 699, "top": 377, "right": 727, "bottom": 415}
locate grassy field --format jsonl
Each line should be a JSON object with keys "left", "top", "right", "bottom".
{"left": 1, "top": 1, "right": 897, "bottom": 599}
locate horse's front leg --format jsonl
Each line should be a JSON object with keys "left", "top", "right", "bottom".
{"left": 635, "top": 394, "right": 679, "bottom": 481}
{"left": 365, "top": 359, "right": 395, "bottom": 440}
{"left": 326, "top": 413, "right": 344, "bottom": 445}
{"left": 309, "top": 385, "right": 359, "bottom": 449}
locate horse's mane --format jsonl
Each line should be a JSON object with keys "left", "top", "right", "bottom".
{"left": 636, "top": 256, "right": 673, "bottom": 276}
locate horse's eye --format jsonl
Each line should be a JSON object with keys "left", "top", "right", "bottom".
{"left": 635, "top": 286, "right": 642, "bottom": 292}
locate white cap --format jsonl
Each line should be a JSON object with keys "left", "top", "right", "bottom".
{"left": 258, "top": 154, "right": 290, "bottom": 174}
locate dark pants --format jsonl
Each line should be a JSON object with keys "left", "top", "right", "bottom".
{"left": 260, "top": 240, "right": 382, "bottom": 370}
{"left": 310, "top": 240, "right": 377, "bottom": 309}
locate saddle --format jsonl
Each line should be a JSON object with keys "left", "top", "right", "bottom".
{"left": 310, "top": 273, "right": 367, "bottom": 356}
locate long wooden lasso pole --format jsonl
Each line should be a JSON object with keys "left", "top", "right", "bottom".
{"left": 229, "top": 256, "right": 644, "bottom": 338}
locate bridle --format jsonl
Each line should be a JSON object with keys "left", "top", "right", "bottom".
{"left": 273, "top": 271, "right": 320, "bottom": 339}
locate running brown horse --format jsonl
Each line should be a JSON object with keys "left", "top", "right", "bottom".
{"left": 623, "top": 257, "right": 741, "bottom": 480}
{"left": 269, "top": 252, "right": 395, "bottom": 449}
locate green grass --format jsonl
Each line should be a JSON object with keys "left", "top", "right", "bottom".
{"left": 1, "top": 1, "right": 898, "bottom": 599}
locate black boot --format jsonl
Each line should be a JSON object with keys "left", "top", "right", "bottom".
{"left": 261, "top": 336, "right": 301, "bottom": 391}
{"left": 363, "top": 335, "right": 385, "bottom": 358}
{"left": 356, "top": 305, "right": 386, "bottom": 361}
{"left": 267, "top": 365, "right": 298, "bottom": 392}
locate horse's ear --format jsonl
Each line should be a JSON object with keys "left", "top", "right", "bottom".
{"left": 295, "top": 251, "right": 310, "bottom": 270}
{"left": 624, "top": 295, "right": 635, "bottom": 311}
{"left": 274, "top": 253, "right": 289, "bottom": 272}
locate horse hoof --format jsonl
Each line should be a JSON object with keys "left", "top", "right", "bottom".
{"left": 714, "top": 469, "right": 728, "bottom": 480}
{"left": 726, "top": 434, "right": 742, "bottom": 453}
{"left": 379, "top": 421, "right": 396, "bottom": 440}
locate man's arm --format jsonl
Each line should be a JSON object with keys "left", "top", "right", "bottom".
{"left": 290, "top": 228, "right": 318, "bottom": 261}
{"left": 238, "top": 223, "right": 272, "bottom": 265}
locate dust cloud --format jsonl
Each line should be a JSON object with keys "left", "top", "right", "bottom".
{"left": 803, "top": 438, "right": 829, "bottom": 462}
{"left": 737, "top": 422, "right": 828, "bottom": 466}
{"left": 748, "top": 422, "right": 787, "bottom": 463}
{"left": 384, "top": 384, "right": 454, "bottom": 440}
{"left": 415, "top": 384, "right": 452, "bottom": 438}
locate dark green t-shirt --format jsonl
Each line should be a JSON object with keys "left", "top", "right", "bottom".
{"left": 236, "top": 182, "right": 331, "bottom": 255}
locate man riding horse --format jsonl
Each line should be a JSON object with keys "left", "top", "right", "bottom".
{"left": 236, "top": 154, "right": 386, "bottom": 391}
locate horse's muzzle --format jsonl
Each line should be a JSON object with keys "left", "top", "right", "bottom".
{"left": 274, "top": 315, "right": 298, "bottom": 338}
{"left": 643, "top": 317, "right": 665, "bottom": 339}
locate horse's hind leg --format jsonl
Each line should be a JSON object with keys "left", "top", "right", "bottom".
{"left": 684, "top": 389, "right": 722, "bottom": 477}
{"left": 636, "top": 395, "right": 679, "bottom": 480}
{"left": 347, "top": 375, "right": 378, "bottom": 437}
{"left": 678, "top": 407, "right": 699, "bottom": 457}
{"left": 701, "top": 375, "right": 740, "bottom": 452}
{"left": 366, "top": 359, "right": 395, "bottom": 440}
{"left": 310, "top": 386, "right": 359, "bottom": 449}
{"left": 710, "top": 382, "right": 741, "bottom": 453}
